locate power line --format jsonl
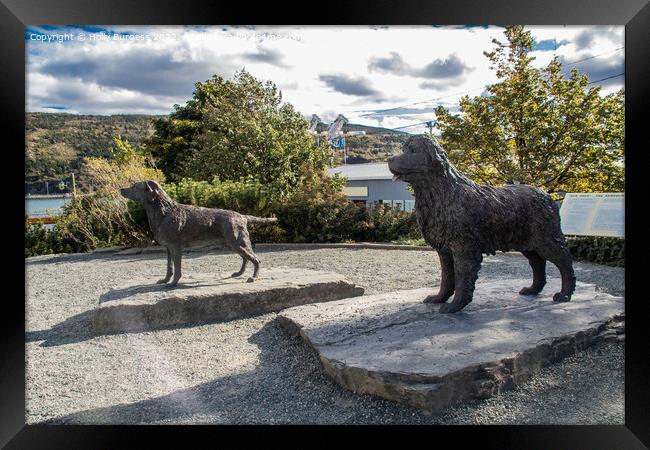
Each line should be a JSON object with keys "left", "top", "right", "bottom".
{"left": 340, "top": 49, "right": 623, "bottom": 126}
{"left": 563, "top": 47, "right": 624, "bottom": 66}
{"left": 349, "top": 49, "right": 623, "bottom": 122}
{"left": 335, "top": 48, "right": 624, "bottom": 134}
{"left": 354, "top": 87, "right": 485, "bottom": 119}
{"left": 382, "top": 73, "right": 624, "bottom": 133}
{"left": 392, "top": 121, "right": 433, "bottom": 130}
{"left": 587, "top": 73, "right": 624, "bottom": 85}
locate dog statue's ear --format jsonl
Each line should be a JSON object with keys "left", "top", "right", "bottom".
{"left": 145, "top": 180, "right": 158, "bottom": 193}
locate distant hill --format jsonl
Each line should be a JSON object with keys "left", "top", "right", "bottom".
{"left": 314, "top": 121, "right": 409, "bottom": 136}
{"left": 314, "top": 121, "right": 410, "bottom": 165}
{"left": 25, "top": 113, "right": 411, "bottom": 187}
{"left": 25, "top": 113, "right": 157, "bottom": 184}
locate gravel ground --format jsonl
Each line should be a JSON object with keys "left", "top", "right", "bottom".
{"left": 25, "top": 248, "right": 624, "bottom": 424}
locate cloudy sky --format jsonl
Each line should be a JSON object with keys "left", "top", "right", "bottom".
{"left": 26, "top": 25, "right": 624, "bottom": 134}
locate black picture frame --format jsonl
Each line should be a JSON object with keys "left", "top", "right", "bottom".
{"left": 4, "top": 0, "right": 649, "bottom": 447}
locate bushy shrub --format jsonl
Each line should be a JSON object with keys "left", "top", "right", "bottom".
{"left": 391, "top": 237, "right": 427, "bottom": 246}
{"left": 278, "top": 195, "right": 367, "bottom": 243}
{"left": 55, "top": 194, "right": 153, "bottom": 251}
{"left": 566, "top": 236, "right": 624, "bottom": 267}
{"left": 54, "top": 138, "right": 164, "bottom": 251}
{"left": 165, "top": 171, "right": 421, "bottom": 244}
{"left": 363, "top": 204, "right": 420, "bottom": 242}
{"left": 277, "top": 166, "right": 368, "bottom": 243}
{"left": 163, "top": 178, "right": 276, "bottom": 217}
{"left": 25, "top": 217, "right": 77, "bottom": 257}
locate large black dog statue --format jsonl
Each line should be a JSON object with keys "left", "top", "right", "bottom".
{"left": 388, "top": 135, "right": 576, "bottom": 313}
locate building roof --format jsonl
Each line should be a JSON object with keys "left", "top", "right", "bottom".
{"left": 327, "top": 163, "right": 393, "bottom": 181}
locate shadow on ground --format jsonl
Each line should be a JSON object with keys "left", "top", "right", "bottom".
{"left": 38, "top": 320, "right": 623, "bottom": 425}
{"left": 27, "top": 279, "right": 242, "bottom": 347}
{"left": 40, "top": 320, "right": 425, "bottom": 425}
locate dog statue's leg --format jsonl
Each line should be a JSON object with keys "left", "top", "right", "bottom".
{"left": 424, "top": 249, "right": 455, "bottom": 303}
{"left": 519, "top": 250, "right": 546, "bottom": 295}
{"left": 231, "top": 257, "right": 247, "bottom": 278}
{"left": 439, "top": 249, "right": 482, "bottom": 313}
{"left": 230, "top": 237, "right": 260, "bottom": 283}
{"left": 157, "top": 248, "right": 173, "bottom": 284}
{"left": 234, "top": 247, "right": 259, "bottom": 283}
{"left": 537, "top": 244, "right": 576, "bottom": 303}
{"left": 168, "top": 247, "right": 183, "bottom": 287}
{"left": 231, "top": 228, "right": 260, "bottom": 283}
{"left": 242, "top": 248, "right": 260, "bottom": 283}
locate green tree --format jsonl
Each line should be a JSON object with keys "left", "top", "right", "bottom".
{"left": 434, "top": 25, "right": 624, "bottom": 194}
{"left": 145, "top": 69, "right": 334, "bottom": 198}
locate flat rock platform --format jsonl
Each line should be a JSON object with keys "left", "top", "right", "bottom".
{"left": 90, "top": 267, "right": 364, "bottom": 334}
{"left": 277, "top": 279, "right": 624, "bottom": 413}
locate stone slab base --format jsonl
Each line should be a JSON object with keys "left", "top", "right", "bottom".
{"left": 90, "top": 268, "right": 364, "bottom": 334}
{"left": 277, "top": 279, "right": 624, "bottom": 414}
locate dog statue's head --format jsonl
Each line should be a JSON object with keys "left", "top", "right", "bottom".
{"left": 120, "top": 180, "right": 163, "bottom": 203}
{"left": 387, "top": 134, "right": 450, "bottom": 183}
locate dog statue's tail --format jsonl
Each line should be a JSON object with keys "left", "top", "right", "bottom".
{"left": 244, "top": 215, "right": 278, "bottom": 225}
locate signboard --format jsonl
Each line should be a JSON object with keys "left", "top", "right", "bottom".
{"left": 330, "top": 136, "right": 346, "bottom": 148}
{"left": 559, "top": 193, "right": 624, "bottom": 237}
{"left": 344, "top": 186, "right": 368, "bottom": 197}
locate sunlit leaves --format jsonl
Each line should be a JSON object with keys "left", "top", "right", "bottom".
{"left": 435, "top": 25, "right": 624, "bottom": 194}
{"left": 145, "top": 69, "right": 334, "bottom": 199}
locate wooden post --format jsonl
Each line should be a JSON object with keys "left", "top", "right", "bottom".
{"left": 71, "top": 173, "right": 77, "bottom": 197}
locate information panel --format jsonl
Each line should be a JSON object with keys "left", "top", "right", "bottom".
{"left": 559, "top": 193, "right": 624, "bottom": 237}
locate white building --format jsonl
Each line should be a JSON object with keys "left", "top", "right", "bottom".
{"left": 328, "top": 163, "right": 415, "bottom": 212}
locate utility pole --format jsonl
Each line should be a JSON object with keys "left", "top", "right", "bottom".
{"left": 71, "top": 173, "right": 77, "bottom": 197}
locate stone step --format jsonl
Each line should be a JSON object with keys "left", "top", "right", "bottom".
{"left": 277, "top": 279, "right": 624, "bottom": 414}
{"left": 90, "top": 268, "right": 364, "bottom": 335}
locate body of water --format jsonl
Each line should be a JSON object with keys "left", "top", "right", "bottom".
{"left": 25, "top": 196, "right": 70, "bottom": 218}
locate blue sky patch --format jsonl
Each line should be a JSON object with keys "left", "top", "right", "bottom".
{"left": 533, "top": 38, "right": 570, "bottom": 51}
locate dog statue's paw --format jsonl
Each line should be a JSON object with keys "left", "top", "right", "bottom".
{"left": 423, "top": 294, "right": 450, "bottom": 304}
{"left": 231, "top": 272, "right": 243, "bottom": 278}
{"left": 519, "top": 286, "right": 542, "bottom": 295}
{"left": 553, "top": 292, "right": 571, "bottom": 303}
{"left": 246, "top": 277, "right": 255, "bottom": 283}
{"left": 439, "top": 302, "right": 466, "bottom": 314}
{"left": 156, "top": 278, "right": 169, "bottom": 284}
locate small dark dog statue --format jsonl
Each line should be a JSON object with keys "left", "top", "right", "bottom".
{"left": 121, "top": 180, "right": 277, "bottom": 286}
{"left": 388, "top": 135, "right": 576, "bottom": 313}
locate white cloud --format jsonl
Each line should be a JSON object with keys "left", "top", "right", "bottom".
{"left": 26, "top": 25, "right": 624, "bottom": 132}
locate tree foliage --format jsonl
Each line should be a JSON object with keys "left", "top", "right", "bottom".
{"left": 434, "top": 25, "right": 624, "bottom": 194}
{"left": 56, "top": 137, "right": 164, "bottom": 250}
{"left": 145, "top": 69, "right": 334, "bottom": 198}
